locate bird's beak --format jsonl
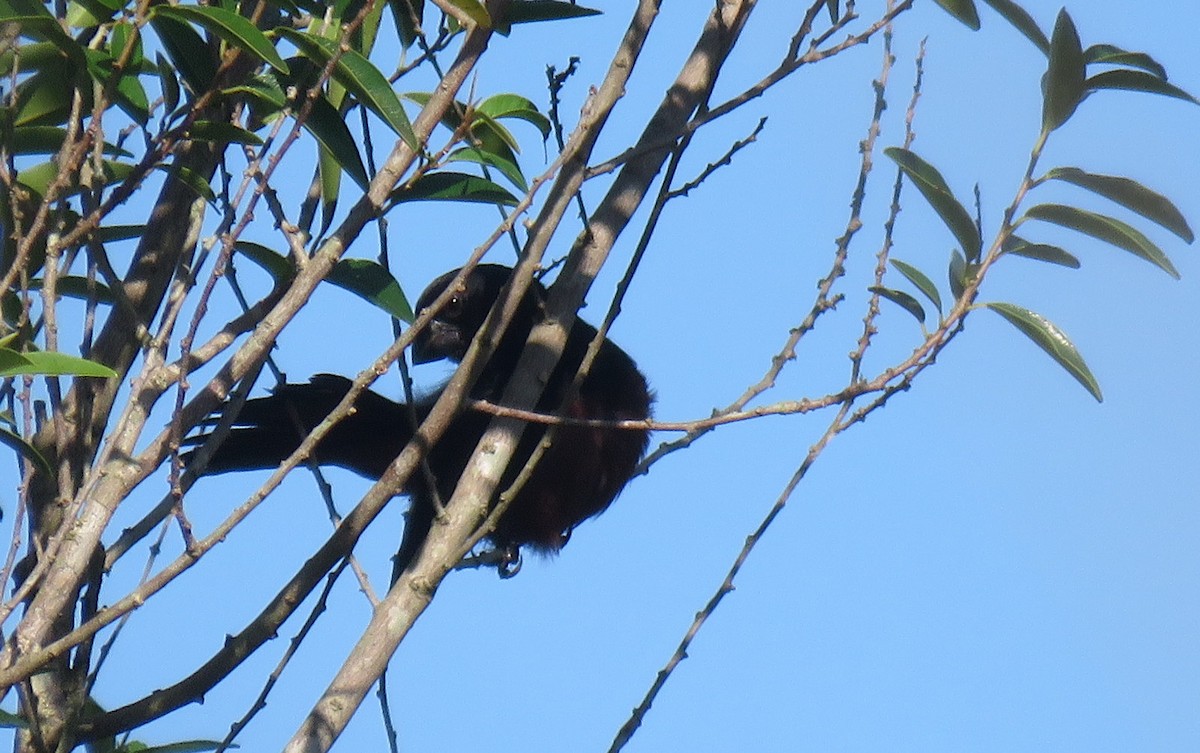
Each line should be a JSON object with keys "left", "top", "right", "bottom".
{"left": 411, "top": 320, "right": 460, "bottom": 364}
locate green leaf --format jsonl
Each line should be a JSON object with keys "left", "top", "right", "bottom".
{"left": 1084, "top": 44, "right": 1166, "bottom": 79}
{"left": 137, "top": 739, "right": 228, "bottom": 752}
{"left": 149, "top": 14, "right": 218, "bottom": 95}
{"left": 444, "top": 0, "right": 490, "bottom": 27}
{"left": 187, "top": 120, "right": 263, "bottom": 146}
{"left": 0, "top": 707, "right": 28, "bottom": 728}
{"left": 276, "top": 28, "right": 416, "bottom": 148}
{"left": 985, "top": 302, "right": 1102, "bottom": 401}
{"left": 1085, "top": 69, "right": 1199, "bottom": 106}
{"left": 476, "top": 93, "right": 551, "bottom": 139}
{"left": 1042, "top": 9, "right": 1085, "bottom": 132}
{"left": 392, "top": 171, "right": 517, "bottom": 206}
{"left": 447, "top": 146, "right": 527, "bottom": 192}
{"left": 869, "top": 286, "right": 925, "bottom": 324}
{"left": 28, "top": 276, "right": 116, "bottom": 304}
{"left": 234, "top": 241, "right": 295, "bottom": 283}
{"left": 0, "top": 425, "right": 52, "bottom": 478}
{"left": 979, "top": 0, "right": 1048, "bottom": 54}
{"left": 326, "top": 258, "right": 413, "bottom": 322}
{"left": 885, "top": 147, "right": 981, "bottom": 262}
{"left": 0, "top": 347, "right": 33, "bottom": 373}
{"left": 931, "top": 0, "right": 980, "bottom": 30}
{"left": 296, "top": 91, "right": 369, "bottom": 190}
{"left": 1001, "top": 235, "right": 1080, "bottom": 268}
{"left": 153, "top": 5, "right": 289, "bottom": 75}
{"left": 503, "top": 1, "right": 600, "bottom": 25}
{"left": 7, "top": 126, "right": 131, "bottom": 157}
{"left": 161, "top": 163, "right": 216, "bottom": 203}
{"left": 948, "top": 249, "right": 969, "bottom": 301}
{"left": 1023, "top": 203, "right": 1180, "bottom": 279}
{"left": 2, "top": 16, "right": 86, "bottom": 63}
{"left": 388, "top": 0, "right": 424, "bottom": 49}
{"left": 889, "top": 259, "right": 942, "bottom": 315}
{"left": 157, "top": 52, "right": 180, "bottom": 114}
{"left": 825, "top": 0, "right": 839, "bottom": 23}
{"left": 1043, "top": 167, "right": 1193, "bottom": 243}
{"left": 3, "top": 350, "right": 118, "bottom": 377}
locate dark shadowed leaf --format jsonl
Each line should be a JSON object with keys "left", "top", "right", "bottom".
{"left": 388, "top": 0, "right": 424, "bottom": 49}
{"left": 869, "top": 286, "right": 926, "bottom": 324}
{"left": 296, "top": 93, "right": 369, "bottom": 190}
{"left": 153, "top": 5, "right": 289, "bottom": 74}
{"left": 0, "top": 347, "right": 33, "bottom": 374}
{"left": 931, "top": 0, "right": 980, "bottom": 30}
{"left": 825, "top": 0, "right": 839, "bottom": 23}
{"left": 188, "top": 121, "right": 263, "bottom": 146}
{"left": 1044, "top": 167, "right": 1193, "bottom": 243}
{"left": 0, "top": 425, "right": 52, "bottom": 477}
{"left": 985, "top": 302, "right": 1101, "bottom": 401}
{"left": 948, "top": 249, "right": 969, "bottom": 301}
{"left": 150, "top": 15, "right": 217, "bottom": 94}
{"left": 1085, "top": 69, "right": 1199, "bottom": 105}
{"left": 8, "top": 126, "right": 131, "bottom": 157}
{"left": 327, "top": 259, "right": 414, "bottom": 322}
{"left": 503, "top": 1, "right": 600, "bottom": 25}
{"left": 889, "top": 259, "right": 943, "bottom": 315}
{"left": 1023, "top": 203, "right": 1180, "bottom": 279}
{"left": 885, "top": 147, "right": 981, "bottom": 261}
{"left": 1001, "top": 235, "right": 1080, "bottom": 268}
{"left": 980, "top": 0, "right": 1047, "bottom": 54}
{"left": 28, "top": 276, "right": 116, "bottom": 304}
{"left": 392, "top": 171, "right": 518, "bottom": 206}
{"left": 1084, "top": 44, "right": 1166, "bottom": 79}
{"left": 1042, "top": 9, "right": 1085, "bottom": 132}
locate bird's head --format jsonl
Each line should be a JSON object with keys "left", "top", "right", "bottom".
{"left": 411, "top": 264, "right": 545, "bottom": 365}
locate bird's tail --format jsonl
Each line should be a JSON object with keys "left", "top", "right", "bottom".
{"left": 190, "top": 374, "right": 409, "bottom": 479}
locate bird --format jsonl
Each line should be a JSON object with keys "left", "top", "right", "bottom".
{"left": 193, "top": 263, "right": 653, "bottom": 577}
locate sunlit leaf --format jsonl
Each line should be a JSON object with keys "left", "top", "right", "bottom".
{"left": 3, "top": 350, "right": 118, "bottom": 377}
{"left": 985, "top": 302, "right": 1102, "bottom": 402}
{"left": 476, "top": 93, "right": 551, "bottom": 139}
{"left": 392, "top": 171, "right": 518, "bottom": 206}
{"left": 153, "top": 5, "right": 289, "bottom": 75}
{"left": 889, "top": 259, "right": 942, "bottom": 315}
{"left": 1042, "top": 9, "right": 1085, "bottom": 132}
{"left": 234, "top": 241, "right": 295, "bottom": 283}
{"left": 931, "top": 0, "right": 980, "bottom": 30}
{"left": 1044, "top": 167, "right": 1193, "bottom": 243}
{"left": 276, "top": 28, "right": 417, "bottom": 148}
{"left": 1085, "top": 69, "right": 1199, "bottom": 106}
{"left": 327, "top": 258, "right": 413, "bottom": 322}
{"left": 980, "top": 0, "right": 1047, "bottom": 54}
{"left": 1023, "top": 203, "right": 1180, "bottom": 279}
{"left": 869, "top": 286, "right": 925, "bottom": 324}
{"left": 1001, "top": 235, "right": 1080, "bottom": 268}
{"left": 885, "top": 147, "right": 981, "bottom": 262}
{"left": 444, "top": 0, "right": 489, "bottom": 27}
{"left": 0, "top": 347, "right": 33, "bottom": 373}
{"left": 447, "top": 147, "right": 527, "bottom": 192}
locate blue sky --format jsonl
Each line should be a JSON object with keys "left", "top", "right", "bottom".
{"left": 15, "top": 2, "right": 1197, "bottom": 751}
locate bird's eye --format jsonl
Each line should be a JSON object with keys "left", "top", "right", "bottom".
{"left": 444, "top": 294, "right": 463, "bottom": 318}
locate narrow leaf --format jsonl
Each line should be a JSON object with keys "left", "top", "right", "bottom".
{"left": 869, "top": 286, "right": 925, "bottom": 324}
{"left": 476, "top": 93, "right": 551, "bottom": 139}
{"left": 503, "top": 1, "right": 601, "bottom": 25}
{"left": 5, "top": 350, "right": 118, "bottom": 377}
{"left": 1044, "top": 167, "right": 1193, "bottom": 243}
{"left": 150, "top": 14, "right": 218, "bottom": 94}
{"left": 27, "top": 276, "right": 116, "bottom": 304}
{"left": 985, "top": 302, "right": 1102, "bottom": 401}
{"left": 326, "top": 259, "right": 413, "bottom": 322}
{"left": 234, "top": 241, "right": 295, "bottom": 283}
{"left": 890, "top": 259, "right": 943, "bottom": 314}
{"left": 1001, "top": 235, "right": 1080, "bottom": 268}
{"left": 0, "top": 347, "right": 33, "bottom": 373}
{"left": 980, "top": 0, "right": 1048, "bottom": 54}
{"left": 388, "top": 0, "right": 424, "bottom": 48}
{"left": 1042, "top": 9, "right": 1085, "bottom": 132}
{"left": 948, "top": 249, "right": 969, "bottom": 301}
{"left": 0, "top": 425, "right": 53, "bottom": 477}
{"left": 276, "top": 28, "right": 416, "bottom": 148}
{"left": 153, "top": 5, "right": 289, "bottom": 74}
{"left": 885, "top": 147, "right": 981, "bottom": 261}
{"left": 1084, "top": 44, "right": 1166, "bottom": 79}
{"left": 1024, "top": 203, "right": 1180, "bottom": 279}
{"left": 447, "top": 147, "right": 527, "bottom": 192}
{"left": 188, "top": 121, "right": 264, "bottom": 146}
{"left": 1085, "top": 69, "right": 1199, "bottom": 106}
{"left": 445, "top": 0, "right": 490, "bottom": 27}
{"left": 392, "top": 171, "right": 517, "bottom": 206}
{"left": 931, "top": 0, "right": 980, "bottom": 30}
{"left": 296, "top": 92, "right": 369, "bottom": 189}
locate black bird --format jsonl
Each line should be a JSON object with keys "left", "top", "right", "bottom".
{"left": 196, "top": 264, "right": 652, "bottom": 575}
